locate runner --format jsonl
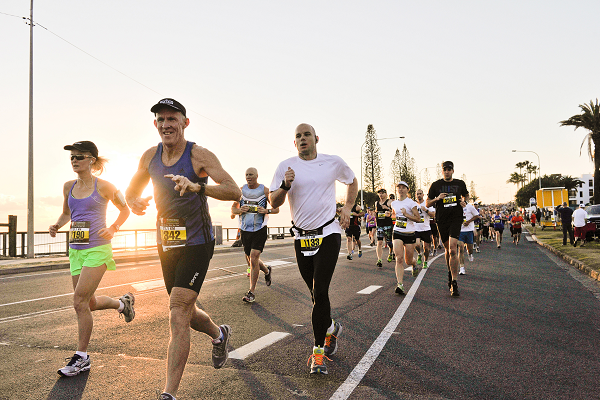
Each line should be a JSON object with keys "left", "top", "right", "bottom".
{"left": 426, "top": 161, "right": 469, "bottom": 297}
{"left": 375, "top": 188, "right": 394, "bottom": 268}
{"left": 269, "top": 123, "right": 357, "bottom": 375}
{"left": 530, "top": 210, "right": 537, "bottom": 234}
{"left": 366, "top": 208, "right": 377, "bottom": 246}
{"left": 344, "top": 203, "right": 364, "bottom": 260}
{"left": 414, "top": 188, "right": 435, "bottom": 270}
{"left": 125, "top": 98, "right": 240, "bottom": 400}
{"left": 481, "top": 209, "right": 491, "bottom": 243}
{"left": 492, "top": 209, "right": 506, "bottom": 248}
{"left": 49, "top": 141, "right": 133, "bottom": 377}
{"left": 390, "top": 181, "right": 422, "bottom": 295}
{"left": 473, "top": 202, "right": 482, "bottom": 253}
{"left": 510, "top": 211, "right": 524, "bottom": 245}
{"left": 429, "top": 213, "right": 440, "bottom": 256}
{"left": 458, "top": 201, "right": 480, "bottom": 275}
{"left": 231, "top": 167, "right": 278, "bottom": 303}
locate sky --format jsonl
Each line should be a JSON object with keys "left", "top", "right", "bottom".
{"left": 1, "top": 0, "right": 599, "bottom": 232}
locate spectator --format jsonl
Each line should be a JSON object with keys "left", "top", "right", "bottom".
{"left": 556, "top": 202, "right": 574, "bottom": 246}
{"left": 573, "top": 204, "right": 589, "bottom": 247}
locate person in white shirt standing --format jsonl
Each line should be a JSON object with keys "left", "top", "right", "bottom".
{"left": 390, "top": 181, "right": 422, "bottom": 295}
{"left": 458, "top": 201, "right": 480, "bottom": 275}
{"left": 572, "top": 204, "right": 589, "bottom": 247}
{"left": 270, "top": 123, "right": 357, "bottom": 375}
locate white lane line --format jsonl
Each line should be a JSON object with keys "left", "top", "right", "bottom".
{"left": 357, "top": 285, "right": 382, "bottom": 295}
{"left": 131, "top": 279, "right": 165, "bottom": 292}
{"left": 266, "top": 260, "right": 293, "bottom": 266}
{"left": 330, "top": 253, "right": 443, "bottom": 400}
{"left": 229, "top": 332, "right": 290, "bottom": 360}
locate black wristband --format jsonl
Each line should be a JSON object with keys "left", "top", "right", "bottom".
{"left": 280, "top": 180, "right": 291, "bottom": 191}
{"left": 198, "top": 182, "right": 206, "bottom": 196}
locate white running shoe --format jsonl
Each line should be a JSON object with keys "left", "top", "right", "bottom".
{"left": 459, "top": 266, "right": 466, "bottom": 275}
{"left": 468, "top": 254, "right": 474, "bottom": 262}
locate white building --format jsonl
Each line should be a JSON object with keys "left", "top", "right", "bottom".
{"left": 569, "top": 173, "right": 595, "bottom": 206}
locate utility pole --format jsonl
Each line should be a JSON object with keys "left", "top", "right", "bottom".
{"left": 27, "top": 0, "right": 35, "bottom": 258}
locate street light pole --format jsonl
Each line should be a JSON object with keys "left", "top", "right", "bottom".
{"left": 26, "top": 0, "right": 35, "bottom": 258}
{"left": 512, "top": 150, "right": 541, "bottom": 190}
{"left": 360, "top": 136, "right": 405, "bottom": 210}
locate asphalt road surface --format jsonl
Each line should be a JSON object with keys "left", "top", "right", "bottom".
{"left": 1, "top": 231, "right": 600, "bottom": 400}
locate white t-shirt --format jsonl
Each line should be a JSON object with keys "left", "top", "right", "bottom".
{"left": 572, "top": 208, "right": 588, "bottom": 227}
{"left": 461, "top": 204, "right": 480, "bottom": 232}
{"left": 415, "top": 201, "right": 434, "bottom": 232}
{"left": 390, "top": 197, "right": 419, "bottom": 233}
{"left": 270, "top": 153, "right": 355, "bottom": 238}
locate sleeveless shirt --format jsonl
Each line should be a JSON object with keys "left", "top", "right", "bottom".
{"left": 68, "top": 178, "right": 110, "bottom": 250}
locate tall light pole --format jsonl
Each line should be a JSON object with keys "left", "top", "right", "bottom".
{"left": 512, "top": 150, "right": 541, "bottom": 190}
{"left": 27, "top": 0, "right": 35, "bottom": 258}
{"left": 360, "top": 136, "right": 404, "bottom": 209}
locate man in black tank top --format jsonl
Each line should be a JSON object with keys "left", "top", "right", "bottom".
{"left": 344, "top": 203, "right": 364, "bottom": 260}
{"left": 375, "top": 188, "right": 394, "bottom": 268}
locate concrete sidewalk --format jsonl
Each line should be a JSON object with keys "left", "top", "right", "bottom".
{"left": 0, "top": 236, "right": 295, "bottom": 275}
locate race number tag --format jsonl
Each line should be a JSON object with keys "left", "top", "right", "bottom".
{"left": 245, "top": 201, "right": 259, "bottom": 213}
{"left": 395, "top": 217, "right": 408, "bottom": 229}
{"left": 443, "top": 195, "right": 457, "bottom": 207}
{"left": 377, "top": 212, "right": 386, "bottom": 219}
{"left": 298, "top": 230, "right": 324, "bottom": 256}
{"left": 69, "top": 221, "right": 90, "bottom": 245}
{"left": 160, "top": 218, "right": 187, "bottom": 251}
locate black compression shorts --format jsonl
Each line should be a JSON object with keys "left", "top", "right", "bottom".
{"left": 436, "top": 217, "right": 462, "bottom": 243}
{"left": 241, "top": 226, "right": 268, "bottom": 256}
{"left": 158, "top": 241, "right": 215, "bottom": 294}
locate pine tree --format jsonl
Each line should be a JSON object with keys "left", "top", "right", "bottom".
{"left": 363, "top": 124, "right": 383, "bottom": 193}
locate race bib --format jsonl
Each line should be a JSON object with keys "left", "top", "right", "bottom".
{"left": 69, "top": 221, "right": 90, "bottom": 245}
{"left": 245, "top": 201, "right": 259, "bottom": 213}
{"left": 377, "top": 212, "right": 386, "bottom": 219}
{"left": 443, "top": 195, "right": 457, "bottom": 207}
{"left": 395, "top": 217, "right": 408, "bottom": 229}
{"left": 160, "top": 218, "right": 187, "bottom": 251}
{"left": 298, "top": 230, "right": 324, "bottom": 256}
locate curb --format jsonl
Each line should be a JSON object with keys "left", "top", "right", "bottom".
{"left": 0, "top": 240, "right": 294, "bottom": 276}
{"left": 530, "top": 234, "right": 600, "bottom": 282}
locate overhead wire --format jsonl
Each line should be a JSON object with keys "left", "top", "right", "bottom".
{"left": 1, "top": 11, "right": 293, "bottom": 153}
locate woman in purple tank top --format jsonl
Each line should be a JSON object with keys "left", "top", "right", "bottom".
{"left": 48, "top": 141, "right": 132, "bottom": 377}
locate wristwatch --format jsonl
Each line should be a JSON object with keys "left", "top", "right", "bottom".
{"left": 267, "top": 209, "right": 271, "bottom": 214}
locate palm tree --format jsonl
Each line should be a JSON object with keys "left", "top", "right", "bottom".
{"left": 526, "top": 163, "right": 538, "bottom": 183}
{"left": 507, "top": 172, "right": 526, "bottom": 189}
{"left": 560, "top": 98, "right": 600, "bottom": 204}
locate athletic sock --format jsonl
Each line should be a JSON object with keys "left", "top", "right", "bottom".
{"left": 75, "top": 351, "right": 87, "bottom": 359}
{"left": 117, "top": 300, "right": 125, "bottom": 313}
{"left": 326, "top": 320, "right": 335, "bottom": 335}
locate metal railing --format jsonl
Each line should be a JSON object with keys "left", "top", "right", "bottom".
{"left": 0, "top": 226, "right": 292, "bottom": 258}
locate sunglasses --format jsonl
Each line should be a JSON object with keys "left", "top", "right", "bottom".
{"left": 70, "top": 155, "right": 94, "bottom": 161}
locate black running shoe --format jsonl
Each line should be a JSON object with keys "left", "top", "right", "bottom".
{"left": 447, "top": 271, "right": 453, "bottom": 288}
{"left": 265, "top": 266, "right": 272, "bottom": 286}
{"left": 450, "top": 280, "right": 460, "bottom": 297}
{"left": 377, "top": 260, "right": 383, "bottom": 268}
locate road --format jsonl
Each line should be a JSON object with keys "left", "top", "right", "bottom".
{"left": 1, "top": 232, "right": 600, "bottom": 400}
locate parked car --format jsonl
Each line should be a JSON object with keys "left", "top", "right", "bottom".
{"left": 584, "top": 205, "right": 600, "bottom": 241}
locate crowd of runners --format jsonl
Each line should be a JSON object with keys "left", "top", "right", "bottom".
{"left": 49, "top": 97, "right": 535, "bottom": 399}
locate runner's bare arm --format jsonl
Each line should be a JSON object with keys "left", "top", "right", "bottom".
{"left": 125, "top": 148, "right": 155, "bottom": 216}
{"left": 97, "top": 180, "right": 131, "bottom": 239}
{"left": 339, "top": 177, "right": 359, "bottom": 229}
{"left": 190, "top": 146, "right": 241, "bottom": 201}
{"left": 49, "top": 181, "right": 73, "bottom": 237}
{"left": 260, "top": 186, "right": 279, "bottom": 214}
{"left": 426, "top": 193, "right": 446, "bottom": 208}
{"left": 270, "top": 167, "right": 294, "bottom": 209}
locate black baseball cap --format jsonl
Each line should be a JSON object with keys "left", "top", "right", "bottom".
{"left": 64, "top": 141, "right": 98, "bottom": 158}
{"left": 442, "top": 161, "right": 454, "bottom": 169}
{"left": 377, "top": 188, "right": 387, "bottom": 193}
{"left": 150, "top": 98, "right": 186, "bottom": 117}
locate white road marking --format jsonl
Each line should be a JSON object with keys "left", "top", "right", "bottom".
{"left": 229, "top": 332, "right": 290, "bottom": 360}
{"left": 131, "top": 279, "right": 165, "bottom": 292}
{"left": 330, "top": 253, "right": 443, "bottom": 400}
{"left": 266, "top": 260, "right": 292, "bottom": 266}
{"left": 526, "top": 236, "right": 535, "bottom": 241}
{"left": 357, "top": 285, "right": 382, "bottom": 295}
